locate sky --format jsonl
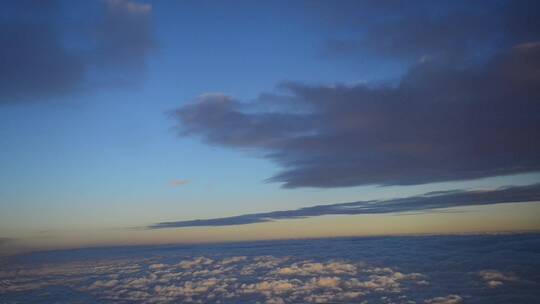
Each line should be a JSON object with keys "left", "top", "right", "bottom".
{"left": 1, "top": 0, "right": 540, "bottom": 255}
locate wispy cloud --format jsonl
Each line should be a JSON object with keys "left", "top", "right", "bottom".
{"left": 150, "top": 183, "right": 540, "bottom": 228}
{"left": 169, "top": 179, "right": 190, "bottom": 187}
{"left": 424, "top": 295, "right": 463, "bottom": 304}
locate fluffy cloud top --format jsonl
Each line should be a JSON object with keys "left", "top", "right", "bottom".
{"left": 0, "top": 256, "right": 433, "bottom": 303}
{"left": 477, "top": 270, "right": 517, "bottom": 288}
{"left": 1, "top": 234, "right": 538, "bottom": 303}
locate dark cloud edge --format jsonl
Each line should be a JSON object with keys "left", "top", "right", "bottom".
{"left": 173, "top": 42, "right": 540, "bottom": 189}
{"left": 148, "top": 182, "right": 540, "bottom": 229}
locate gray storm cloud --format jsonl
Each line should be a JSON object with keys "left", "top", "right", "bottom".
{"left": 174, "top": 43, "right": 540, "bottom": 188}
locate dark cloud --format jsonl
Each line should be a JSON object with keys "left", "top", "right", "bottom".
{"left": 93, "top": 0, "right": 155, "bottom": 75}
{"left": 150, "top": 183, "right": 540, "bottom": 228}
{"left": 314, "top": 0, "right": 540, "bottom": 62}
{"left": 174, "top": 43, "right": 540, "bottom": 188}
{"left": 0, "top": 0, "right": 155, "bottom": 104}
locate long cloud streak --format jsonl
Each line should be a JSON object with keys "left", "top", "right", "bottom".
{"left": 150, "top": 183, "right": 540, "bottom": 229}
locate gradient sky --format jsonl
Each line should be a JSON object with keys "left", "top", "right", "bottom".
{"left": 1, "top": 0, "right": 540, "bottom": 255}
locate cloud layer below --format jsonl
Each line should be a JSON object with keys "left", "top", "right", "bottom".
{"left": 0, "top": 255, "right": 451, "bottom": 303}
{"left": 2, "top": 233, "right": 538, "bottom": 303}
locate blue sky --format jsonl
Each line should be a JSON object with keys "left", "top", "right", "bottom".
{"left": 1, "top": 0, "right": 540, "bottom": 253}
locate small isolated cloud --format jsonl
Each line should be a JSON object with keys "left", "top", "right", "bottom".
{"left": 88, "top": 279, "right": 119, "bottom": 289}
{"left": 106, "top": 0, "right": 151, "bottom": 15}
{"left": 169, "top": 179, "right": 190, "bottom": 187}
{"left": 274, "top": 261, "right": 357, "bottom": 276}
{"left": 477, "top": 270, "right": 517, "bottom": 288}
{"left": 149, "top": 263, "right": 169, "bottom": 270}
{"left": 424, "top": 295, "right": 463, "bottom": 304}
{"left": 149, "top": 183, "right": 540, "bottom": 229}
{"left": 177, "top": 257, "right": 214, "bottom": 269}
